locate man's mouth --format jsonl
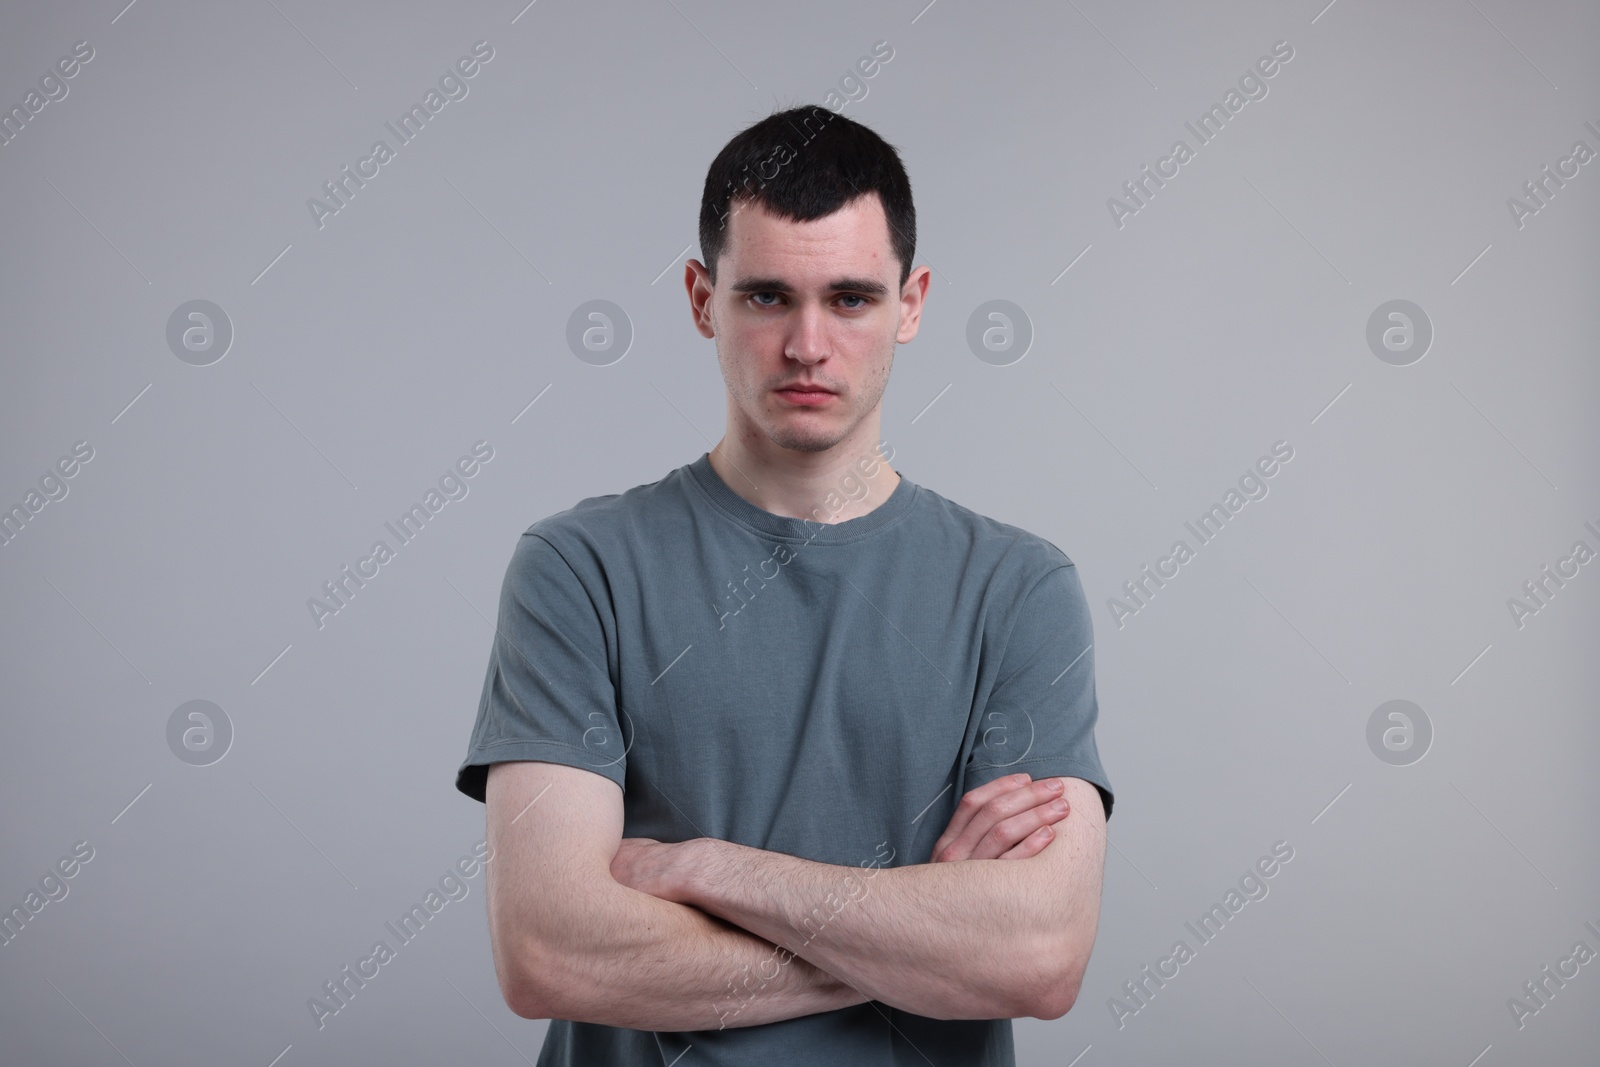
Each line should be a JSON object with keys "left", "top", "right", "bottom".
{"left": 775, "top": 383, "right": 837, "bottom": 405}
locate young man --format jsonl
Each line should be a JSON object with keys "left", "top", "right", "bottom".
{"left": 455, "top": 105, "right": 1114, "bottom": 1065}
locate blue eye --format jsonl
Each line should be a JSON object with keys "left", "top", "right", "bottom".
{"left": 747, "top": 292, "right": 869, "bottom": 309}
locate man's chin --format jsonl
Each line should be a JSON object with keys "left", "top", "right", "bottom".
{"left": 774, "top": 435, "right": 838, "bottom": 455}
{"left": 765, "top": 424, "right": 847, "bottom": 454}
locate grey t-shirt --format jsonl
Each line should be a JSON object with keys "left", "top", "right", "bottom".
{"left": 455, "top": 451, "right": 1113, "bottom": 1066}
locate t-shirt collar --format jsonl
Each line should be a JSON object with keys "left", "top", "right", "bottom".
{"left": 685, "top": 451, "right": 917, "bottom": 545}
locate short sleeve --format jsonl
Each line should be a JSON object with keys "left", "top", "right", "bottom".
{"left": 966, "top": 564, "right": 1114, "bottom": 821}
{"left": 454, "top": 532, "right": 627, "bottom": 803}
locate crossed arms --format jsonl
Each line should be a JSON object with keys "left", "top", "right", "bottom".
{"left": 484, "top": 759, "right": 1107, "bottom": 1030}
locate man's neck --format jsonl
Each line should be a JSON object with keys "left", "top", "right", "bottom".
{"left": 707, "top": 438, "right": 900, "bottom": 525}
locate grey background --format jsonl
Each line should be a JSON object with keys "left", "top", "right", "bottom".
{"left": 2, "top": 0, "right": 1597, "bottom": 1064}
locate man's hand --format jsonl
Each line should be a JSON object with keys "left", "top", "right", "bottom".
{"left": 930, "top": 773, "right": 1069, "bottom": 862}
{"left": 610, "top": 836, "right": 696, "bottom": 903}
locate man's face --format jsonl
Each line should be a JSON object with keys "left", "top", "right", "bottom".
{"left": 688, "top": 193, "right": 927, "bottom": 455}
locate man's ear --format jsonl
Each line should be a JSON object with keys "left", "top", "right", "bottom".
{"left": 685, "top": 259, "right": 716, "bottom": 339}
{"left": 895, "top": 265, "right": 932, "bottom": 344}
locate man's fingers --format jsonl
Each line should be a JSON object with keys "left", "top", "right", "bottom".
{"left": 933, "top": 776, "right": 1069, "bottom": 862}
{"left": 998, "top": 824, "right": 1055, "bottom": 860}
{"left": 968, "top": 801, "right": 1067, "bottom": 861}
{"left": 930, "top": 772, "right": 1032, "bottom": 859}
{"left": 933, "top": 775, "right": 1061, "bottom": 860}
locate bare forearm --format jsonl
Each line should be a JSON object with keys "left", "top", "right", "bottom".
{"left": 524, "top": 880, "right": 867, "bottom": 1030}
{"left": 677, "top": 840, "right": 1061, "bottom": 1020}
{"left": 599, "top": 775, "right": 1105, "bottom": 1022}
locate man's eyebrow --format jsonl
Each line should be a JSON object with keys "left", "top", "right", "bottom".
{"left": 727, "top": 276, "right": 891, "bottom": 297}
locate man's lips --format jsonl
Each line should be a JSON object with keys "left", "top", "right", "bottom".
{"left": 775, "top": 385, "right": 837, "bottom": 405}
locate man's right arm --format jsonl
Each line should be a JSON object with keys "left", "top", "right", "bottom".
{"left": 485, "top": 759, "right": 864, "bottom": 1031}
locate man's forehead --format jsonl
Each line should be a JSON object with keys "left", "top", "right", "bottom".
{"left": 722, "top": 194, "right": 894, "bottom": 286}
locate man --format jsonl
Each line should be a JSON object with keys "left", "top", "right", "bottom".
{"left": 454, "top": 105, "right": 1114, "bottom": 1065}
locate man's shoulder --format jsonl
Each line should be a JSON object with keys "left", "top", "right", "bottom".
{"left": 909, "top": 479, "right": 1077, "bottom": 578}
{"left": 511, "top": 460, "right": 697, "bottom": 565}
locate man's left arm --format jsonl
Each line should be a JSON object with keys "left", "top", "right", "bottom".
{"left": 623, "top": 775, "right": 1106, "bottom": 1021}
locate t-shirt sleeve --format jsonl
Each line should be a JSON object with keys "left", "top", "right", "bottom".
{"left": 965, "top": 563, "right": 1114, "bottom": 821}
{"left": 454, "top": 531, "right": 627, "bottom": 804}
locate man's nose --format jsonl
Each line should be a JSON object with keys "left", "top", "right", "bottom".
{"left": 785, "top": 304, "right": 829, "bottom": 364}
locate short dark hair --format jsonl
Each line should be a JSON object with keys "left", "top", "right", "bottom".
{"left": 698, "top": 106, "right": 916, "bottom": 290}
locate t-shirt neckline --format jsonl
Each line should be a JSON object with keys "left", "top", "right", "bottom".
{"left": 685, "top": 451, "right": 917, "bottom": 545}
